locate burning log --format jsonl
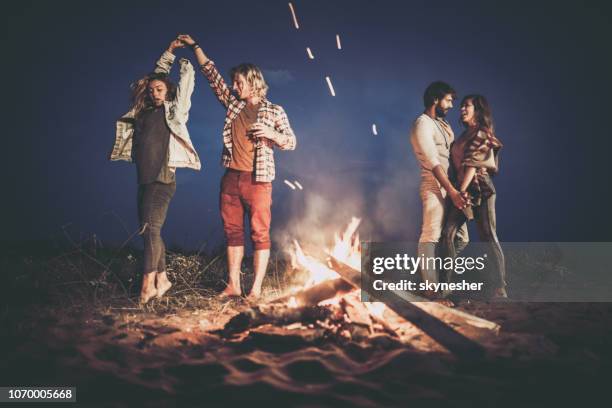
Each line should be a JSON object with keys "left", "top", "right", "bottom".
{"left": 328, "top": 256, "right": 499, "bottom": 358}
{"left": 221, "top": 304, "right": 333, "bottom": 337}
{"left": 340, "top": 296, "right": 373, "bottom": 329}
{"left": 273, "top": 278, "right": 353, "bottom": 307}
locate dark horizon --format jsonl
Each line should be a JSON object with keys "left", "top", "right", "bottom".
{"left": 3, "top": 0, "right": 612, "bottom": 251}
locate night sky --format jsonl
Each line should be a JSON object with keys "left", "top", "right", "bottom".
{"left": 4, "top": 0, "right": 612, "bottom": 251}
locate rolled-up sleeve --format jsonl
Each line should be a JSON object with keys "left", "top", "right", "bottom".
{"left": 410, "top": 118, "right": 440, "bottom": 171}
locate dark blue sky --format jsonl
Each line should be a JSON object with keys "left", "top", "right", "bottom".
{"left": 4, "top": 0, "right": 612, "bottom": 250}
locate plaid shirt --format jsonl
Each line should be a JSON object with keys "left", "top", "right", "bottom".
{"left": 200, "top": 60, "right": 296, "bottom": 182}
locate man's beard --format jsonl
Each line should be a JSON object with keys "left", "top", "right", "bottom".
{"left": 435, "top": 105, "right": 448, "bottom": 118}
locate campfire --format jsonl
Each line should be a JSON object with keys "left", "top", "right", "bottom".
{"left": 219, "top": 218, "right": 501, "bottom": 357}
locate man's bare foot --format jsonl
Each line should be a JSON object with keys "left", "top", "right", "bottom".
{"left": 246, "top": 286, "right": 262, "bottom": 302}
{"left": 219, "top": 285, "right": 242, "bottom": 298}
{"left": 140, "top": 272, "right": 157, "bottom": 305}
{"left": 246, "top": 293, "right": 259, "bottom": 301}
{"left": 491, "top": 287, "right": 508, "bottom": 300}
{"left": 497, "top": 287, "right": 508, "bottom": 297}
{"left": 156, "top": 271, "right": 172, "bottom": 299}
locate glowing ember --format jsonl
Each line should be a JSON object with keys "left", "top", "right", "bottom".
{"left": 287, "top": 296, "right": 298, "bottom": 308}
{"left": 325, "top": 76, "right": 336, "bottom": 96}
{"left": 364, "top": 302, "right": 386, "bottom": 319}
{"left": 288, "top": 2, "right": 300, "bottom": 29}
{"left": 294, "top": 180, "right": 303, "bottom": 190}
{"left": 306, "top": 47, "right": 315, "bottom": 59}
{"left": 336, "top": 34, "right": 342, "bottom": 50}
{"left": 284, "top": 179, "right": 297, "bottom": 190}
{"left": 372, "top": 124, "right": 378, "bottom": 135}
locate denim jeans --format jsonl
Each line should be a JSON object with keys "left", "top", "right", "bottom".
{"left": 137, "top": 182, "right": 176, "bottom": 274}
{"left": 440, "top": 176, "right": 506, "bottom": 291}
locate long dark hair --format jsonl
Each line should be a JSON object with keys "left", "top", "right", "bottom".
{"left": 461, "top": 94, "right": 504, "bottom": 160}
{"left": 460, "top": 94, "right": 496, "bottom": 135}
{"left": 130, "top": 72, "right": 176, "bottom": 117}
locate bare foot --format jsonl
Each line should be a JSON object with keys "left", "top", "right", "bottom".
{"left": 246, "top": 287, "right": 262, "bottom": 302}
{"left": 219, "top": 285, "right": 242, "bottom": 298}
{"left": 155, "top": 271, "right": 172, "bottom": 299}
{"left": 140, "top": 290, "right": 157, "bottom": 305}
{"left": 140, "top": 272, "right": 157, "bottom": 305}
{"left": 491, "top": 287, "right": 508, "bottom": 300}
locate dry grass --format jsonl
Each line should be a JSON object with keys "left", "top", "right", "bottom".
{"left": 2, "top": 235, "right": 301, "bottom": 321}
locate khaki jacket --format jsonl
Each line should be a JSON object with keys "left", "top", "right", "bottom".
{"left": 110, "top": 51, "right": 201, "bottom": 170}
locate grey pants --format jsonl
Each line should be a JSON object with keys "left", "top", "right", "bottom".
{"left": 137, "top": 182, "right": 176, "bottom": 274}
{"left": 440, "top": 187, "right": 506, "bottom": 291}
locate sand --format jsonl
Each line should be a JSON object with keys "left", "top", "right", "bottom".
{"left": 2, "top": 301, "right": 611, "bottom": 407}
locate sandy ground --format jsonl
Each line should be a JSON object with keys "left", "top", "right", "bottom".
{"left": 2, "top": 300, "right": 611, "bottom": 407}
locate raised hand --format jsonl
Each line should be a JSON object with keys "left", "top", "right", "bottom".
{"left": 177, "top": 34, "right": 196, "bottom": 46}
{"left": 168, "top": 39, "right": 185, "bottom": 53}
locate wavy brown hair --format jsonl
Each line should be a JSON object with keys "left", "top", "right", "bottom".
{"left": 460, "top": 94, "right": 496, "bottom": 133}
{"left": 130, "top": 72, "right": 176, "bottom": 117}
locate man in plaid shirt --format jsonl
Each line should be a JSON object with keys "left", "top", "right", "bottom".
{"left": 179, "top": 34, "right": 297, "bottom": 300}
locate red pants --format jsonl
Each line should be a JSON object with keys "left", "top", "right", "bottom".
{"left": 220, "top": 169, "right": 272, "bottom": 250}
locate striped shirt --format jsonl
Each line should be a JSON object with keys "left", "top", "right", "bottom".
{"left": 200, "top": 61, "right": 296, "bottom": 182}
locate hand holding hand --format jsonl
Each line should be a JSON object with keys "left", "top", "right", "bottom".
{"left": 177, "top": 34, "right": 196, "bottom": 46}
{"left": 461, "top": 191, "right": 473, "bottom": 208}
{"left": 168, "top": 39, "right": 185, "bottom": 52}
{"left": 449, "top": 188, "right": 467, "bottom": 210}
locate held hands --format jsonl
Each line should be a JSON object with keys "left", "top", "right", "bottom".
{"left": 449, "top": 188, "right": 469, "bottom": 210}
{"left": 177, "top": 34, "right": 196, "bottom": 46}
{"left": 168, "top": 39, "right": 185, "bottom": 53}
{"left": 460, "top": 191, "right": 472, "bottom": 206}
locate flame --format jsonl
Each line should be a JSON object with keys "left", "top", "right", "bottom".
{"left": 289, "top": 217, "right": 388, "bottom": 317}
{"left": 328, "top": 217, "right": 361, "bottom": 271}
{"left": 293, "top": 240, "right": 339, "bottom": 286}
{"left": 292, "top": 217, "right": 361, "bottom": 287}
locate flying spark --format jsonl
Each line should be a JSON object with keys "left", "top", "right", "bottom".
{"left": 288, "top": 3, "right": 300, "bottom": 29}
{"left": 325, "top": 76, "right": 336, "bottom": 96}
{"left": 284, "top": 179, "right": 297, "bottom": 190}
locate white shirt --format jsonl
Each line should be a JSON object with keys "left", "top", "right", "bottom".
{"left": 410, "top": 113, "right": 454, "bottom": 177}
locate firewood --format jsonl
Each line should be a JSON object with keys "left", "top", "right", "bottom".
{"left": 328, "top": 256, "right": 499, "bottom": 330}
{"left": 272, "top": 278, "right": 354, "bottom": 307}
{"left": 220, "top": 304, "right": 333, "bottom": 337}
{"left": 340, "top": 296, "right": 373, "bottom": 329}
{"left": 328, "top": 256, "right": 499, "bottom": 358}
